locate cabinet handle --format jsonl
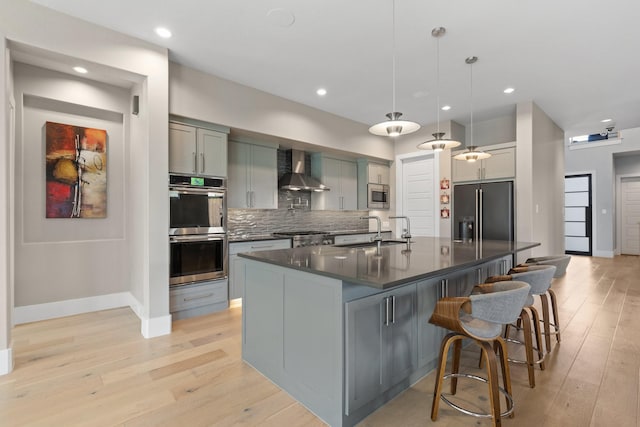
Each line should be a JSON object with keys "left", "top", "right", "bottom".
{"left": 384, "top": 297, "right": 391, "bottom": 326}
{"left": 250, "top": 244, "right": 274, "bottom": 249}
{"left": 184, "top": 293, "right": 214, "bottom": 302}
{"left": 246, "top": 191, "right": 250, "bottom": 208}
{"left": 251, "top": 191, "right": 255, "bottom": 208}
{"left": 440, "top": 279, "right": 446, "bottom": 298}
{"left": 378, "top": 174, "right": 382, "bottom": 184}
{"left": 477, "top": 268, "right": 482, "bottom": 284}
{"left": 193, "top": 152, "right": 197, "bottom": 173}
{"left": 391, "top": 295, "right": 396, "bottom": 324}
{"left": 200, "top": 153, "right": 205, "bottom": 173}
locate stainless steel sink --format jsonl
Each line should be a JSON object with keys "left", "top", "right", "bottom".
{"left": 334, "top": 239, "right": 409, "bottom": 249}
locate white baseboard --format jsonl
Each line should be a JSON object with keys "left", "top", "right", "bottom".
{"left": 141, "top": 314, "right": 172, "bottom": 338}
{"left": 0, "top": 347, "right": 13, "bottom": 375}
{"left": 14, "top": 292, "right": 136, "bottom": 325}
{"left": 593, "top": 250, "right": 614, "bottom": 258}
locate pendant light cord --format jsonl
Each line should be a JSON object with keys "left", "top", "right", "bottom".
{"left": 436, "top": 33, "right": 440, "bottom": 134}
{"left": 391, "top": 0, "right": 396, "bottom": 114}
{"left": 469, "top": 60, "right": 473, "bottom": 147}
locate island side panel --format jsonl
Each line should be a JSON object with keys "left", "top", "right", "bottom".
{"left": 241, "top": 258, "right": 345, "bottom": 427}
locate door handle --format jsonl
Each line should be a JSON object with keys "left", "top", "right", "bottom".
{"left": 391, "top": 295, "right": 396, "bottom": 324}
{"left": 384, "top": 297, "right": 391, "bottom": 326}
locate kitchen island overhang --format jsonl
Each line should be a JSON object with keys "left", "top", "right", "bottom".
{"left": 239, "top": 237, "right": 539, "bottom": 427}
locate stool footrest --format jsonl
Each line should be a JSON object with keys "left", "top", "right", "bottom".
{"left": 440, "top": 373, "right": 514, "bottom": 418}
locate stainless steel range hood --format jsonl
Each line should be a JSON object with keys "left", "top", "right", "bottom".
{"left": 279, "top": 150, "right": 330, "bottom": 192}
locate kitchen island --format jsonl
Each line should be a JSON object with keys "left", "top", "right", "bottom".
{"left": 239, "top": 237, "right": 538, "bottom": 427}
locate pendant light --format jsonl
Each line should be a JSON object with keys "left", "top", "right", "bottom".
{"left": 417, "top": 27, "right": 461, "bottom": 152}
{"left": 454, "top": 56, "right": 491, "bottom": 162}
{"left": 368, "top": 0, "right": 420, "bottom": 137}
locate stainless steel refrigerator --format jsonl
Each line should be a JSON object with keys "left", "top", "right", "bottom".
{"left": 453, "top": 181, "right": 514, "bottom": 241}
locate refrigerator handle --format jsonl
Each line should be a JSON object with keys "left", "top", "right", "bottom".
{"left": 479, "top": 188, "right": 483, "bottom": 241}
{"left": 474, "top": 188, "right": 479, "bottom": 242}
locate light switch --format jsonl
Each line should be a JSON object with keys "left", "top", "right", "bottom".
{"left": 602, "top": 209, "right": 607, "bottom": 214}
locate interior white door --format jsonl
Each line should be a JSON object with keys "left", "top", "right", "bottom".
{"left": 620, "top": 177, "right": 640, "bottom": 255}
{"left": 400, "top": 156, "right": 435, "bottom": 237}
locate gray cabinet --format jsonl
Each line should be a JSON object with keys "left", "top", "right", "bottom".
{"left": 170, "top": 279, "right": 228, "bottom": 320}
{"left": 452, "top": 146, "right": 515, "bottom": 182}
{"left": 228, "top": 141, "right": 278, "bottom": 209}
{"left": 311, "top": 155, "right": 358, "bottom": 210}
{"left": 229, "top": 239, "right": 291, "bottom": 299}
{"left": 345, "top": 284, "right": 417, "bottom": 415}
{"left": 169, "top": 122, "right": 227, "bottom": 177}
{"left": 357, "top": 160, "right": 391, "bottom": 210}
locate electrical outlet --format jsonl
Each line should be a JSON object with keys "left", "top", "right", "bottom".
{"left": 382, "top": 221, "right": 390, "bottom": 228}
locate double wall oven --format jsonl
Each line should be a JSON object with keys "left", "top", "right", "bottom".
{"left": 169, "top": 174, "right": 227, "bottom": 287}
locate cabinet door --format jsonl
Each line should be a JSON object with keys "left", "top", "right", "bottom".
{"left": 228, "top": 142, "right": 251, "bottom": 208}
{"left": 452, "top": 154, "right": 481, "bottom": 182}
{"left": 345, "top": 294, "right": 384, "bottom": 415}
{"left": 249, "top": 144, "right": 278, "bottom": 209}
{"left": 198, "top": 128, "right": 227, "bottom": 177}
{"left": 368, "top": 163, "right": 390, "bottom": 185}
{"left": 318, "top": 157, "right": 342, "bottom": 210}
{"left": 340, "top": 160, "right": 358, "bottom": 210}
{"left": 383, "top": 285, "right": 417, "bottom": 390}
{"left": 229, "top": 254, "right": 244, "bottom": 299}
{"left": 483, "top": 147, "right": 515, "bottom": 180}
{"left": 417, "top": 278, "right": 446, "bottom": 369}
{"left": 169, "top": 123, "right": 197, "bottom": 174}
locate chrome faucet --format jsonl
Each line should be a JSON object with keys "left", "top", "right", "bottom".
{"left": 360, "top": 215, "right": 383, "bottom": 251}
{"left": 390, "top": 216, "right": 412, "bottom": 246}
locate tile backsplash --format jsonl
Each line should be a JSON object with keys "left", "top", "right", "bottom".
{"left": 228, "top": 149, "right": 369, "bottom": 238}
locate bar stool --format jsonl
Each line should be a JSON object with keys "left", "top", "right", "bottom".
{"left": 485, "top": 265, "right": 556, "bottom": 388}
{"left": 518, "top": 255, "right": 571, "bottom": 349}
{"left": 429, "top": 280, "right": 531, "bottom": 427}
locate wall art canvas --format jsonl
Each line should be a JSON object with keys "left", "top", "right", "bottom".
{"left": 45, "top": 121, "right": 107, "bottom": 218}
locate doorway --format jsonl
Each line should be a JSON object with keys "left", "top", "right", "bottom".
{"left": 396, "top": 154, "right": 436, "bottom": 237}
{"left": 564, "top": 174, "right": 592, "bottom": 256}
{"left": 619, "top": 177, "right": 640, "bottom": 255}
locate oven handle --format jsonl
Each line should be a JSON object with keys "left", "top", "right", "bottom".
{"left": 169, "top": 186, "right": 225, "bottom": 195}
{"left": 170, "top": 235, "right": 226, "bottom": 243}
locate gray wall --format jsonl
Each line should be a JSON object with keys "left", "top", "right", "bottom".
{"left": 13, "top": 63, "right": 130, "bottom": 306}
{"left": 565, "top": 126, "right": 640, "bottom": 256}
{"left": 465, "top": 112, "right": 517, "bottom": 147}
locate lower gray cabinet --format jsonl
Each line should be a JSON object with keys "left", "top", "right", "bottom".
{"left": 345, "top": 284, "right": 417, "bottom": 415}
{"left": 416, "top": 277, "right": 446, "bottom": 370}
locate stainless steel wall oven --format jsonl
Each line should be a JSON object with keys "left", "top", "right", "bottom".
{"left": 169, "top": 174, "right": 227, "bottom": 286}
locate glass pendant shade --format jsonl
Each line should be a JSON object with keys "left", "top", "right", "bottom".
{"left": 417, "top": 132, "right": 461, "bottom": 152}
{"left": 369, "top": 112, "right": 420, "bottom": 137}
{"left": 453, "top": 146, "right": 491, "bottom": 162}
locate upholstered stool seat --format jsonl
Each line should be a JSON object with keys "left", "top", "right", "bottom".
{"left": 485, "top": 265, "right": 556, "bottom": 388}
{"left": 429, "top": 280, "right": 531, "bottom": 427}
{"left": 519, "top": 255, "right": 571, "bottom": 349}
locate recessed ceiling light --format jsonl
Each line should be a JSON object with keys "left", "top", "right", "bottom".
{"left": 73, "top": 66, "right": 88, "bottom": 74}
{"left": 601, "top": 118, "right": 612, "bottom": 123}
{"left": 503, "top": 87, "right": 515, "bottom": 94}
{"left": 316, "top": 88, "right": 327, "bottom": 96}
{"left": 155, "top": 27, "right": 172, "bottom": 39}
{"left": 441, "top": 105, "right": 451, "bottom": 111}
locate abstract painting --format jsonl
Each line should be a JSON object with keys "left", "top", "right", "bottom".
{"left": 45, "top": 121, "right": 107, "bottom": 218}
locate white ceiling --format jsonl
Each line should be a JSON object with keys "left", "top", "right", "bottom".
{"left": 32, "top": 0, "right": 640, "bottom": 138}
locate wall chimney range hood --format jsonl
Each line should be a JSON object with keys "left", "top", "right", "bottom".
{"left": 279, "top": 149, "right": 329, "bottom": 192}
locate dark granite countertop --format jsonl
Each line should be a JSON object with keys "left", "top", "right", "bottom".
{"left": 238, "top": 237, "right": 539, "bottom": 289}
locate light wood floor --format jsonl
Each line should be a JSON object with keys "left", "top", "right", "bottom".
{"left": 1, "top": 255, "right": 638, "bottom": 426}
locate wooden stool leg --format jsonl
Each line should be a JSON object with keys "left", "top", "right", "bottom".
{"left": 432, "top": 333, "right": 457, "bottom": 421}
{"left": 480, "top": 341, "right": 502, "bottom": 427}
{"left": 495, "top": 337, "right": 514, "bottom": 417}
{"left": 540, "top": 293, "right": 552, "bottom": 353}
{"left": 520, "top": 309, "right": 536, "bottom": 388}
{"left": 529, "top": 306, "right": 545, "bottom": 370}
{"left": 549, "top": 288, "right": 561, "bottom": 343}
{"left": 451, "top": 338, "right": 462, "bottom": 394}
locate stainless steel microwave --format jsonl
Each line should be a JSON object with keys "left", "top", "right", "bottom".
{"left": 368, "top": 183, "right": 390, "bottom": 209}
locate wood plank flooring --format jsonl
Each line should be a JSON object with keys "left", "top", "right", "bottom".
{"left": 0, "top": 255, "right": 638, "bottom": 426}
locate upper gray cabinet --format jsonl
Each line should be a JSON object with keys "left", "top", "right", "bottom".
{"left": 228, "top": 140, "right": 278, "bottom": 209}
{"left": 367, "top": 162, "right": 390, "bottom": 185}
{"left": 169, "top": 122, "right": 228, "bottom": 178}
{"left": 311, "top": 154, "right": 357, "bottom": 210}
{"left": 357, "top": 159, "right": 390, "bottom": 210}
{"left": 452, "top": 145, "right": 515, "bottom": 182}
